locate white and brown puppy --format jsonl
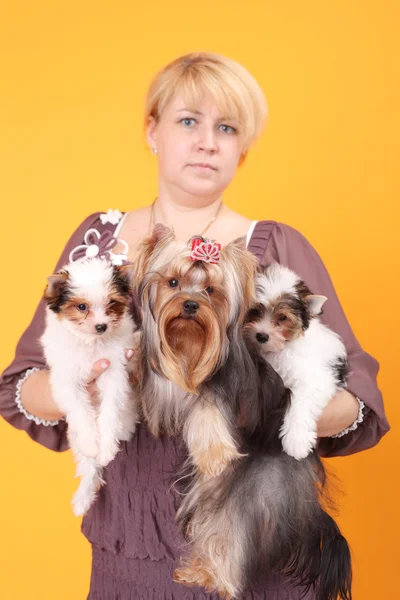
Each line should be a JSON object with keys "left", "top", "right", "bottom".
{"left": 41, "top": 257, "right": 138, "bottom": 516}
{"left": 244, "top": 262, "right": 348, "bottom": 460}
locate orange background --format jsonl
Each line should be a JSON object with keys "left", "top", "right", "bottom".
{"left": 0, "top": 1, "right": 398, "bottom": 598}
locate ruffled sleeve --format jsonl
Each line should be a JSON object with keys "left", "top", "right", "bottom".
{"left": 255, "top": 220, "right": 390, "bottom": 458}
{"left": 0, "top": 213, "right": 102, "bottom": 452}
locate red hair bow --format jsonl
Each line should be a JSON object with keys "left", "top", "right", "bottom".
{"left": 190, "top": 238, "right": 221, "bottom": 264}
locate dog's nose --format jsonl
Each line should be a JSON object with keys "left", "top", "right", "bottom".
{"left": 256, "top": 332, "right": 269, "bottom": 344}
{"left": 183, "top": 300, "right": 199, "bottom": 315}
{"left": 95, "top": 323, "right": 108, "bottom": 333}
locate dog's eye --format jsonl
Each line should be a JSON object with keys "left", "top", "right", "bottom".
{"left": 248, "top": 308, "right": 262, "bottom": 319}
{"left": 168, "top": 279, "right": 179, "bottom": 288}
{"left": 206, "top": 286, "right": 214, "bottom": 294}
{"left": 278, "top": 314, "right": 287, "bottom": 322}
{"left": 77, "top": 303, "right": 88, "bottom": 312}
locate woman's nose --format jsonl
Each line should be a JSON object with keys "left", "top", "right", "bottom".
{"left": 196, "top": 127, "right": 218, "bottom": 153}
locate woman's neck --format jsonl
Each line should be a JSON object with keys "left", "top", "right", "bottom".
{"left": 150, "top": 179, "right": 225, "bottom": 238}
{"left": 153, "top": 195, "right": 223, "bottom": 234}
{"left": 116, "top": 191, "right": 251, "bottom": 254}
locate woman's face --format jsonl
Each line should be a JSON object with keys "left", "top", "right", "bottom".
{"left": 147, "top": 95, "right": 243, "bottom": 199}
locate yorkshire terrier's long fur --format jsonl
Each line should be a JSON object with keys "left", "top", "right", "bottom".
{"left": 134, "top": 227, "right": 352, "bottom": 600}
{"left": 133, "top": 224, "right": 258, "bottom": 478}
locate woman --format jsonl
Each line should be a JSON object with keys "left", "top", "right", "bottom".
{"left": 0, "top": 52, "right": 390, "bottom": 599}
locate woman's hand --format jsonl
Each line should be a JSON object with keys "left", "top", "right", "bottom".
{"left": 316, "top": 389, "right": 360, "bottom": 437}
{"left": 85, "top": 348, "right": 136, "bottom": 407}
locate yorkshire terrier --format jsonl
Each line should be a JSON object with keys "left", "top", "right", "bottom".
{"left": 134, "top": 228, "right": 352, "bottom": 600}
{"left": 133, "top": 223, "right": 258, "bottom": 479}
{"left": 40, "top": 257, "right": 138, "bottom": 516}
{"left": 244, "top": 263, "right": 348, "bottom": 460}
{"left": 175, "top": 337, "right": 352, "bottom": 600}
{"left": 176, "top": 379, "right": 352, "bottom": 600}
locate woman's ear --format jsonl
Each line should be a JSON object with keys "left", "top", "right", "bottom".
{"left": 238, "top": 151, "right": 248, "bottom": 166}
{"left": 146, "top": 116, "right": 157, "bottom": 153}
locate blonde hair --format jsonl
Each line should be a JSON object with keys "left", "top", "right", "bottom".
{"left": 144, "top": 52, "right": 268, "bottom": 163}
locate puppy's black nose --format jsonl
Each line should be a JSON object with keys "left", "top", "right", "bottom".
{"left": 95, "top": 323, "right": 108, "bottom": 333}
{"left": 183, "top": 300, "right": 199, "bottom": 315}
{"left": 256, "top": 332, "right": 269, "bottom": 344}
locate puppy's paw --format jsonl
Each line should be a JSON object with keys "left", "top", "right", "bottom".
{"left": 118, "top": 408, "right": 138, "bottom": 442}
{"left": 75, "top": 433, "right": 99, "bottom": 459}
{"left": 281, "top": 429, "right": 316, "bottom": 460}
{"left": 174, "top": 565, "right": 233, "bottom": 598}
{"left": 97, "top": 439, "right": 119, "bottom": 467}
{"left": 118, "top": 427, "right": 135, "bottom": 442}
{"left": 173, "top": 562, "right": 215, "bottom": 590}
{"left": 215, "top": 587, "right": 233, "bottom": 599}
{"left": 72, "top": 488, "right": 94, "bottom": 517}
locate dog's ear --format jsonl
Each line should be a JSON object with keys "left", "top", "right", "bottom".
{"left": 112, "top": 263, "right": 134, "bottom": 299}
{"left": 132, "top": 223, "right": 175, "bottom": 290}
{"left": 240, "top": 250, "right": 259, "bottom": 317}
{"left": 44, "top": 272, "right": 68, "bottom": 296}
{"left": 152, "top": 222, "right": 174, "bottom": 243}
{"left": 221, "top": 240, "right": 258, "bottom": 321}
{"left": 305, "top": 294, "right": 327, "bottom": 316}
{"left": 221, "top": 235, "right": 247, "bottom": 260}
{"left": 43, "top": 271, "right": 69, "bottom": 311}
{"left": 113, "top": 262, "right": 134, "bottom": 281}
{"left": 228, "top": 235, "right": 247, "bottom": 250}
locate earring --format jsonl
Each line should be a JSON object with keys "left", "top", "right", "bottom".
{"left": 152, "top": 147, "right": 157, "bottom": 155}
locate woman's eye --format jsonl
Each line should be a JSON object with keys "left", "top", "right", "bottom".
{"left": 168, "top": 279, "right": 179, "bottom": 288}
{"left": 206, "top": 286, "right": 214, "bottom": 294}
{"left": 179, "top": 118, "right": 236, "bottom": 134}
{"left": 220, "top": 124, "right": 236, "bottom": 134}
{"left": 180, "top": 118, "right": 196, "bottom": 127}
{"left": 278, "top": 314, "right": 287, "bottom": 322}
{"left": 77, "top": 303, "right": 87, "bottom": 312}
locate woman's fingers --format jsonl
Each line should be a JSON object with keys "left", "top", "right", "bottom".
{"left": 87, "top": 359, "right": 110, "bottom": 385}
{"left": 85, "top": 352, "right": 135, "bottom": 406}
{"left": 125, "top": 348, "right": 135, "bottom": 362}
{"left": 85, "top": 350, "right": 134, "bottom": 399}
{"left": 87, "top": 351, "right": 134, "bottom": 386}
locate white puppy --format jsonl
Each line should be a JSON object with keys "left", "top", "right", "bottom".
{"left": 244, "top": 263, "right": 348, "bottom": 460}
{"left": 41, "top": 257, "right": 138, "bottom": 515}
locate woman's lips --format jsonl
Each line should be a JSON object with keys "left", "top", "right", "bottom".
{"left": 189, "top": 163, "right": 217, "bottom": 170}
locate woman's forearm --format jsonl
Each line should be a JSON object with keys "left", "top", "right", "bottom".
{"left": 20, "top": 369, "right": 65, "bottom": 421}
{"left": 317, "top": 389, "right": 360, "bottom": 438}
{"left": 20, "top": 368, "right": 359, "bottom": 436}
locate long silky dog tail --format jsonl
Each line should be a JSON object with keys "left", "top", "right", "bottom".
{"left": 285, "top": 506, "right": 352, "bottom": 600}
{"left": 318, "top": 511, "right": 352, "bottom": 600}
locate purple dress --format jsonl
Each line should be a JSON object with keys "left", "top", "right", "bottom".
{"left": 0, "top": 213, "right": 390, "bottom": 599}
